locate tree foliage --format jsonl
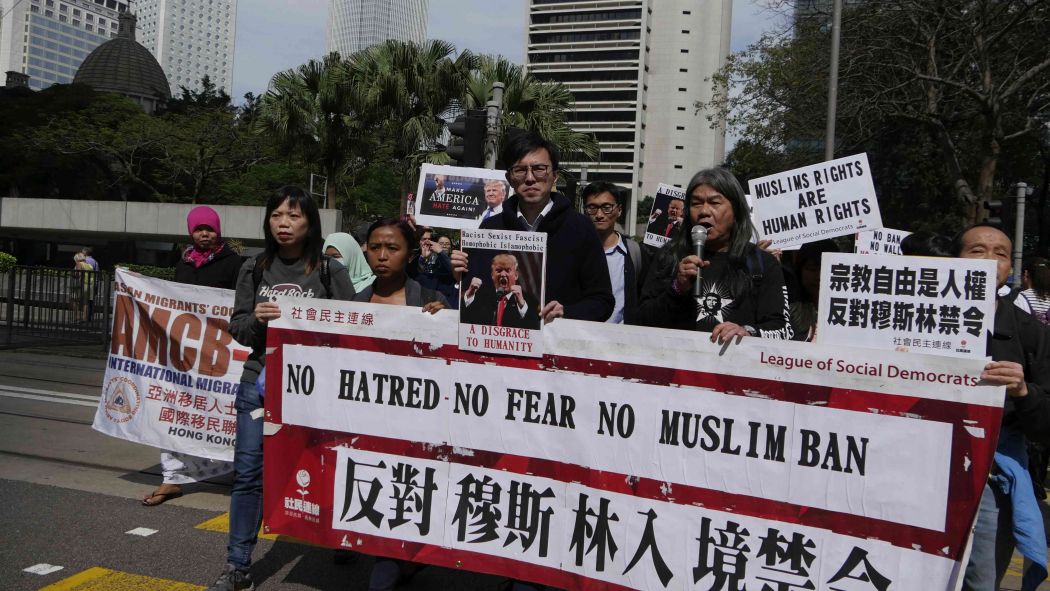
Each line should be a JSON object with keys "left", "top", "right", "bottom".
{"left": 701, "top": 0, "right": 1050, "bottom": 230}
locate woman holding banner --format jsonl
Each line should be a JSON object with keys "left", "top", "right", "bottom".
{"left": 205, "top": 187, "right": 356, "bottom": 591}
{"left": 635, "top": 167, "right": 793, "bottom": 341}
{"left": 142, "top": 205, "right": 240, "bottom": 507}
{"left": 354, "top": 217, "right": 444, "bottom": 590}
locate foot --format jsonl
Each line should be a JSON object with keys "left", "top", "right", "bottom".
{"left": 142, "top": 484, "right": 183, "bottom": 506}
{"left": 205, "top": 563, "right": 254, "bottom": 591}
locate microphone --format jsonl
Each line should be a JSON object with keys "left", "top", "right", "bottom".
{"left": 691, "top": 225, "right": 708, "bottom": 298}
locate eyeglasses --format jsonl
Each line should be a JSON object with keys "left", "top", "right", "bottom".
{"left": 584, "top": 203, "right": 619, "bottom": 215}
{"left": 508, "top": 164, "right": 552, "bottom": 181}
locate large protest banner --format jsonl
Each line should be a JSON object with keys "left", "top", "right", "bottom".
{"left": 262, "top": 299, "right": 1002, "bottom": 591}
{"left": 748, "top": 153, "right": 883, "bottom": 249}
{"left": 816, "top": 253, "right": 996, "bottom": 358}
{"left": 92, "top": 269, "right": 248, "bottom": 461}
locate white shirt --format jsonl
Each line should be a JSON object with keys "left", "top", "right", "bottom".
{"left": 604, "top": 235, "right": 627, "bottom": 324}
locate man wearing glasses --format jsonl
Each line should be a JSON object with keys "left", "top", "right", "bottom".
{"left": 452, "top": 131, "right": 613, "bottom": 323}
{"left": 583, "top": 181, "right": 647, "bottom": 324}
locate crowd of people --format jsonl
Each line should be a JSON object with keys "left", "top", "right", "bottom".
{"left": 123, "top": 130, "right": 1050, "bottom": 591}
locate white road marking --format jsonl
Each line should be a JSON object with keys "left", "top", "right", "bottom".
{"left": 125, "top": 527, "right": 158, "bottom": 537}
{"left": 24, "top": 563, "right": 64, "bottom": 575}
{"left": 0, "top": 385, "right": 99, "bottom": 408}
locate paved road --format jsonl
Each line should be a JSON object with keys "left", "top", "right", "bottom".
{"left": 0, "top": 347, "right": 1048, "bottom": 590}
{"left": 0, "top": 349, "right": 503, "bottom": 590}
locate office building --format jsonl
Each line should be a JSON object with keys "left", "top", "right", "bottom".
{"left": 327, "top": 0, "right": 427, "bottom": 58}
{"left": 135, "top": 0, "right": 237, "bottom": 96}
{"left": 0, "top": 0, "right": 126, "bottom": 90}
{"left": 526, "top": 0, "right": 731, "bottom": 233}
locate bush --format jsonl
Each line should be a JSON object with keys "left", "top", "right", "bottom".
{"left": 0, "top": 252, "right": 16, "bottom": 273}
{"left": 114, "top": 263, "right": 176, "bottom": 281}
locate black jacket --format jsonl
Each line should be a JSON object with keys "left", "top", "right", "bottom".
{"left": 988, "top": 298, "right": 1050, "bottom": 445}
{"left": 634, "top": 244, "right": 792, "bottom": 339}
{"left": 473, "top": 192, "right": 614, "bottom": 322}
{"left": 174, "top": 244, "right": 242, "bottom": 289}
{"left": 462, "top": 284, "right": 541, "bottom": 329}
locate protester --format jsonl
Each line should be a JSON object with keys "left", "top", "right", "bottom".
{"left": 583, "top": 181, "right": 647, "bottom": 324}
{"left": 787, "top": 239, "right": 838, "bottom": 342}
{"left": 323, "top": 231, "right": 375, "bottom": 293}
{"left": 436, "top": 234, "right": 453, "bottom": 253}
{"left": 900, "top": 231, "right": 953, "bottom": 257}
{"left": 206, "top": 187, "right": 356, "bottom": 591}
{"left": 1018, "top": 257, "right": 1050, "bottom": 324}
{"left": 409, "top": 226, "right": 457, "bottom": 307}
{"left": 352, "top": 217, "right": 443, "bottom": 590}
{"left": 956, "top": 224, "right": 1050, "bottom": 591}
{"left": 635, "top": 167, "right": 792, "bottom": 342}
{"left": 355, "top": 218, "right": 448, "bottom": 310}
{"left": 452, "top": 131, "right": 613, "bottom": 324}
{"left": 142, "top": 206, "right": 240, "bottom": 507}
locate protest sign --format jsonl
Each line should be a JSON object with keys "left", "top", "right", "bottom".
{"left": 414, "top": 163, "right": 512, "bottom": 230}
{"left": 92, "top": 269, "right": 248, "bottom": 461}
{"left": 855, "top": 228, "right": 911, "bottom": 255}
{"left": 262, "top": 300, "right": 1002, "bottom": 591}
{"left": 816, "top": 253, "right": 996, "bottom": 358}
{"left": 643, "top": 183, "right": 686, "bottom": 248}
{"left": 748, "top": 153, "right": 882, "bottom": 248}
{"left": 458, "top": 229, "right": 547, "bottom": 357}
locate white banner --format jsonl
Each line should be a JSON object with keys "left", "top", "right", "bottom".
{"left": 816, "top": 253, "right": 996, "bottom": 358}
{"left": 748, "top": 153, "right": 882, "bottom": 248}
{"left": 855, "top": 228, "right": 911, "bottom": 255}
{"left": 331, "top": 447, "right": 954, "bottom": 591}
{"left": 92, "top": 269, "right": 248, "bottom": 461}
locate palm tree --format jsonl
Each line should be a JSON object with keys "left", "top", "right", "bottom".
{"left": 347, "top": 40, "right": 478, "bottom": 175}
{"left": 254, "top": 52, "right": 360, "bottom": 209}
{"left": 463, "top": 54, "right": 600, "bottom": 165}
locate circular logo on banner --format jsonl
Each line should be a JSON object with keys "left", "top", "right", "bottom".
{"left": 296, "top": 469, "right": 311, "bottom": 489}
{"left": 103, "top": 376, "right": 140, "bottom": 423}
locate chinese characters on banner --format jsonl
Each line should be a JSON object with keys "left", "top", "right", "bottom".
{"left": 262, "top": 301, "right": 1004, "bottom": 591}
{"left": 748, "top": 153, "right": 883, "bottom": 249}
{"left": 816, "top": 253, "right": 996, "bottom": 358}
{"left": 92, "top": 269, "right": 248, "bottom": 461}
{"left": 855, "top": 228, "right": 911, "bottom": 256}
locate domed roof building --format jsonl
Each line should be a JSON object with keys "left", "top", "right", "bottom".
{"left": 73, "top": 12, "right": 170, "bottom": 114}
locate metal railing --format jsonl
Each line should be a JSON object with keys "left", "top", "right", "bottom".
{"left": 1, "top": 266, "right": 112, "bottom": 349}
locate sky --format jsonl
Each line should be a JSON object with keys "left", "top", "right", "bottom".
{"left": 231, "top": 0, "right": 784, "bottom": 101}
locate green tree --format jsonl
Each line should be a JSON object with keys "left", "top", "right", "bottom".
{"left": 254, "top": 52, "right": 361, "bottom": 209}
{"left": 462, "top": 54, "right": 600, "bottom": 166}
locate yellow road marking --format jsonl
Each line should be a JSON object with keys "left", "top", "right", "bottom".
{"left": 39, "top": 567, "right": 203, "bottom": 590}
{"left": 194, "top": 512, "right": 279, "bottom": 541}
{"left": 194, "top": 512, "right": 316, "bottom": 547}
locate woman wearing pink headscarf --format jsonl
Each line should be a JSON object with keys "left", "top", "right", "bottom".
{"left": 143, "top": 206, "right": 241, "bottom": 506}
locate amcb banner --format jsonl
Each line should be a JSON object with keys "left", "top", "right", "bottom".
{"left": 262, "top": 300, "right": 1003, "bottom": 591}
{"left": 92, "top": 269, "right": 248, "bottom": 461}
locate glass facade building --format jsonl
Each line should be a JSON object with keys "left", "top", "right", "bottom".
{"left": 0, "top": 0, "right": 125, "bottom": 90}
{"left": 327, "top": 0, "right": 427, "bottom": 58}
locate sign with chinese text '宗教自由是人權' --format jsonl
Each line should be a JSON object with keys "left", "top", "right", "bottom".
{"left": 262, "top": 300, "right": 1003, "bottom": 591}
{"left": 816, "top": 253, "right": 996, "bottom": 358}
{"left": 93, "top": 269, "right": 249, "bottom": 461}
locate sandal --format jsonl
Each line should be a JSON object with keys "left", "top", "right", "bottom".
{"left": 142, "top": 488, "right": 183, "bottom": 506}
